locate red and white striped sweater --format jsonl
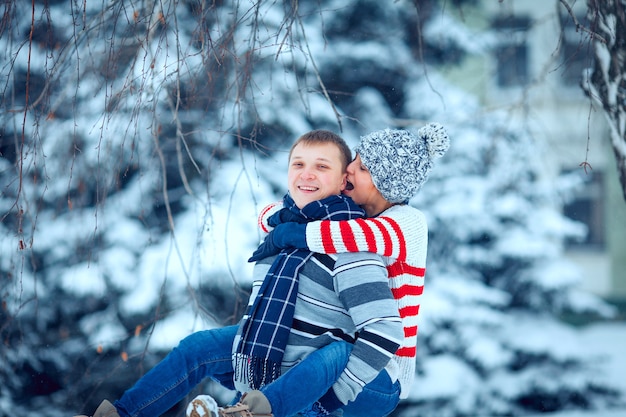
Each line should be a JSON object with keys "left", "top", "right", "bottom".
{"left": 259, "top": 203, "right": 427, "bottom": 399}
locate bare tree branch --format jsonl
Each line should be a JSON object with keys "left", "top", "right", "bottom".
{"left": 583, "top": 0, "right": 626, "bottom": 201}
{"left": 560, "top": 0, "right": 607, "bottom": 43}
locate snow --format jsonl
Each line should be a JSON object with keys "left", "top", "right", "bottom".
{"left": 525, "top": 322, "right": 626, "bottom": 417}
{"left": 579, "top": 323, "right": 626, "bottom": 394}
{"left": 532, "top": 412, "right": 626, "bottom": 417}
{"left": 149, "top": 309, "right": 211, "bottom": 351}
{"left": 419, "top": 354, "right": 482, "bottom": 399}
{"left": 417, "top": 320, "right": 626, "bottom": 417}
{"left": 80, "top": 310, "right": 127, "bottom": 350}
{"left": 2, "top": 1, "right": 625, "bottom": 416}
{"left": 60, "top": 262, "right": 107, "bottom": 296}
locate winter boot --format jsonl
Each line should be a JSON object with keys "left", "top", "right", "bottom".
{"left": 74, "top": 399, "right": 120, "bottom": 417}
{"left": 186, "top": 394, "right": 219, "bottom": 417}
{"left": 219, "top": 390, "right": 273, "bottom": 417}
{"left": 187, "top": 391, "right": 273, "bottom": 417}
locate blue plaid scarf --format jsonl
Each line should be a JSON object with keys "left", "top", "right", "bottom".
{"left": 233, "top": 193, "right": 365, "bottom": 390}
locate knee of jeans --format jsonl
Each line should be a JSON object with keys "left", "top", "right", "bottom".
{"left": 327, "top": 341, "right": 352, "bottom": 367}
{"left": 176, "top": 330, "right": 215, "bottom": 356}
{"left": 331, "top": 341, "right": 351, "bottom": 355}
{"left": 178, "top": 326, "right": 235, "bottom": 350}
{"left": 177, "top": 331, "right": 203, "bottom": 350}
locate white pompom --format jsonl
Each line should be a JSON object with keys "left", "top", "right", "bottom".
{"left": 419, "top": 122, "right": 449, "bottom": 159}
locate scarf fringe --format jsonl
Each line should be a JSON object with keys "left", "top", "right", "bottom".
{"left": 233, "top": 353, "right": 282, "bottom": 390}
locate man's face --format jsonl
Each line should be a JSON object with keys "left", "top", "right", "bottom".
{"left": 288, "top": 142, "right": 347, "bottom": 209}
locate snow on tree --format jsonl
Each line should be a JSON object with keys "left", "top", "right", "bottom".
{"left": 580, "top": 0, "right": 626, "bottom": 202}
{"left": 399, "top": 77, "right": 621, "bottom": 416}
{"left": 0, "top": 0, "right": 623, "bottom": 416}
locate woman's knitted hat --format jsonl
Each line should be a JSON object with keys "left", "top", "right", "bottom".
{"left": 354, "top": 123, "right": 449, "bottom": 203}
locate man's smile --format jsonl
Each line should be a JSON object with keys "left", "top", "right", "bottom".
{"left": 298, "top": 185, "right": 319, "bottom": 192}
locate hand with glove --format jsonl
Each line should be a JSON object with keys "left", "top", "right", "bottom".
{"left": 267, "top": 207, "right": 309, "bottom": 227}
{"left": 248, "top": 222, "right": 308, "bottom": 262}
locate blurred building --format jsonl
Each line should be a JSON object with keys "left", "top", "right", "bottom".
{"left": 441, "top": 0, "right": 626, "bottom": 304}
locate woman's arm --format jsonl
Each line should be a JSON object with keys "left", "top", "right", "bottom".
{"left": 252, "top": 204, "right": 428, "bottom": 274}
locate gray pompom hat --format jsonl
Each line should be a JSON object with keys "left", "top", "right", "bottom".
{"left": 354, "top": 123, "right": 449, "bottom": 203}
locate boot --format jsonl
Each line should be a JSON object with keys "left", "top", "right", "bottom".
{"left": 187, "top": 394, "right": 219, "bottom": 417}
{"left": 187, "top": 391, "right": 273, "bottom": 417}
{"left": 74, "top": 400, "right": 120, "bottom": 417}
{"left": 218, "top": 391, "right": 273, "bottom": 417}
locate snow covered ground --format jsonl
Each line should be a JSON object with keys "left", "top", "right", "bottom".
{"left": 527, "top": 409, "right": 626, "bottom": 417}
{"left": 525, "top": 321, "right": 626, "bottom": 417}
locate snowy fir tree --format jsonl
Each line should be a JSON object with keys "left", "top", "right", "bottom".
{"left": 0, "top": 1, "right": 624, "bottom": 416}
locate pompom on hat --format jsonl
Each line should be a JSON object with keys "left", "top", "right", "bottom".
{"left": 354, "top": 123, "right": 449, "bottom": 203}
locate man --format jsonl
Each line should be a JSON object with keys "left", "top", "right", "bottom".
{"left": 76, "top": 130, "right": 403, "bottom": 417}
{"left": 205, "top": 130, "right": 404, "bottom": 417}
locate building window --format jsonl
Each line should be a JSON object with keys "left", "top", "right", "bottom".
{"left": 492, "top": 16, "right": 530, "bottom": 87}
{"left": 559, "top": 12, "right": 593, "bottom": 87}
{"left": 563, "top": 170, "right": 605, "bottom": 249}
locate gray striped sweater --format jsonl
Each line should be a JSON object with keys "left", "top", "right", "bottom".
{"left": 236, "top": 251, "right": 403, "bottom": 406}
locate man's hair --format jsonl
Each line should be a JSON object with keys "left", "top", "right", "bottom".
{"left": 289, "top": 130, "right": 352, "bottom": 170}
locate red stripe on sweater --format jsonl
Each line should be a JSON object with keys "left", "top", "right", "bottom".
{"left": 320, "top": 220, "right": 336, "bottom": 253}
{"left": 404, "top": 325, "right": 418, "bottom": 338}
{"left": 369, "top": 218, "right": 394, "bottom": 257}
{"left": 387, "top": 261, "right": 425, "bottom": 278}
{"left": 340, "top": 221, "right": 359, "bottom": 252}
{"left": 391, "top": 284, "right": 424, "bottom": 299}
{"left": 378, "top": 216, "right": 407, "bottom": 261}
{"left": 399, "top": 305, "right": 420, "bottom": 318}
{"left": 355, "top": 218, "right": 378, "bottom": 253}
{"left": 396, "top": 346, "right": 416, "bottom": 357}
{"left": 258, "top": 203, "right": 279, "bottom": 234}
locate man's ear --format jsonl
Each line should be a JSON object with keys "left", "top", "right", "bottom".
{"left": 339, "top": 173, "right": 347, "bottom": 191}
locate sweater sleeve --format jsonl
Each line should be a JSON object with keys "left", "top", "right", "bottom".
{"left": 257, "top": 202, "right": 282, "bottom": 234}
{"left": 330, "top": 252, "right": 403, "bottom": 405}
{"left": 304, "top": 204, "right": 426, "bottom": 262}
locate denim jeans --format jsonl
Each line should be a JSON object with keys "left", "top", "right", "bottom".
{"left": 114, "top": 325, "right": 239, "bottom": 417}
{"left": 266, "top": 341, "right": 400, "bottom": 417}
{"left": 113, "top": 325, "right": 399, "bottom": 417}
{"left": 340, "top": 370, "right": 401, "bottom": 417}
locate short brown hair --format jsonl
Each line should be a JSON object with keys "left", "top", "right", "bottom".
{"left": 289, "top": 130, "right": 352, "bottom": 170}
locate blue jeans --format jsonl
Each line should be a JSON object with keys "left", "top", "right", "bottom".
{"left": 113, "top": 325, "right": 399, "bottom": 417}
{"left": 114, "top": 325, "right": 239, "bottom": 417}
{"left": 267, "top": 341, "right": 400, "bottom": 417}
{"left": 340, "top": 370, "right": 401, "bottom": 417}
